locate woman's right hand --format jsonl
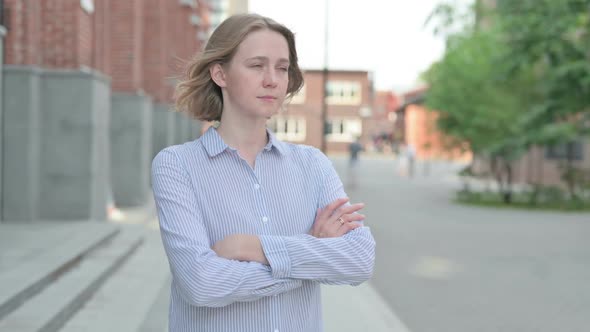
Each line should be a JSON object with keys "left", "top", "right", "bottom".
{"left": 309, "top": 198, "right": 365, "bottom": 238}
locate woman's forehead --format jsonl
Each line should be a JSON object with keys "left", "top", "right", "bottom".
{"left": 235, "top": 29, "right": 290, "bottom": 59}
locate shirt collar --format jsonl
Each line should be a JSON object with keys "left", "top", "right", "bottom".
{"left": 201, "top": 126, "right": 289, "bottom": 157}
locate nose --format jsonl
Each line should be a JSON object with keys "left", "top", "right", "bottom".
{"left": 263, "top": 68, "right": 278, "bottom": 88}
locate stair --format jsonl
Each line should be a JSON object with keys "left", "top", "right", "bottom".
{"left": 59, "top": 230, "right": 170, "bottom": 332}
{"left": 0, "top": 224, "right": 143, "bottom": 332}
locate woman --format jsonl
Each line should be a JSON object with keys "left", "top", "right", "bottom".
{"left": 152, "top": 13, "right": 375, "bottom": 332}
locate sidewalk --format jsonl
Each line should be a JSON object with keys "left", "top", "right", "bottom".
{"left": 0, "top": 206, "right": 409, "bottom": 332}
{"left": 323, "top": 283, "right": 410, "bottom": 332}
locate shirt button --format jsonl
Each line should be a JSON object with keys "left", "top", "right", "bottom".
{"left": 262, "top": 216, "right": 268, "bottom": 223}
{"left": 254, "top": 183, "right": 260, "bottom": 189}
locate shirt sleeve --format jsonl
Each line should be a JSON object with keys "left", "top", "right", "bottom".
{"left": 258, "top": 148, "right": 376, "bottom": 285}
{"left": 152, "top": 148, "right": 302, "bottom": 308}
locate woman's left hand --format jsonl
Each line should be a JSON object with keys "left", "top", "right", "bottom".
{"left": 309, "top": 198, "right": 365, "bottom": 238}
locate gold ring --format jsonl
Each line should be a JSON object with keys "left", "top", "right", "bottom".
{"left": 337, "top": 217, "right": 345, "bottom": 225}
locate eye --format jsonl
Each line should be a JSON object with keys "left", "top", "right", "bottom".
{"left": 251, "top": 63, "right": 263, "bottom": 68}
{"left": 277, "top": 67, "right": 289, "bottom": 72}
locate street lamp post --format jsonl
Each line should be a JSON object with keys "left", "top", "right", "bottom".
{"left": 320, "top": 0, "right": 329, "bottom": 153}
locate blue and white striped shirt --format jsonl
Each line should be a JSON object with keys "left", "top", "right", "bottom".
{"left": 151, "top": 126, "right": 376, "bottom": 332}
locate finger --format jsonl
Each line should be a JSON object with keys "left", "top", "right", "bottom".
{"left": 334, "top": 202, "right": 365, "bottom": 217}
{"left": 320, "top": 198, "right": 349, "bottom": 221}
{"left": 335, "top": 221, "right": 362, "bottom": 237}
{"left": 311, "top": 208, "right": 321, "bottom": 231}
{"left": 343, "top": 213, "right": 365, "bottom": 223}
{"left": 311, "top": 208, "right": 323, "bottom": 237}
{"left": 330, "top": 216, "right": 346, "bottom": 230}
{"left": 323, "top": 223, "right": 342, "bottom": 238}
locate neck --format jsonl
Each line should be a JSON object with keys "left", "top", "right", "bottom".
{"left": 216, "top": 112, "right": 269, "bottom": 155}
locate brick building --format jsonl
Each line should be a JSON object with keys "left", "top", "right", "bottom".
{"left": 396, "top": 86, "right": 590, "bottom": 187}
{"left": 396, "top": 86, "right": 471, "bottom": 161}
{"left": 0, "top": 0, "right": 218, "bottom": 222}
{"left": 269, "top": 69, "right": 375, "bottom": 153}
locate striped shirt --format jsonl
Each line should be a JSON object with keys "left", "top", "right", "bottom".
{"left": 151, "top": 126, "right": 376, "bottom": 332}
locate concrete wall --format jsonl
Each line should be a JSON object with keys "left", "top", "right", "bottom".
{"left": 151, "top": 104, "right": 176, "bottom": 160}
{"left": 38, "top": 69, "right": 111, "bottom": 220}
{"left": 175, "top": 112, "right": 188, "bottom": 145}
{"left": 1, "top": 66, "right": 111, "bottom": 222}
{"left": 2, "top": 67, "right": 41, "bottom": 221}
{"left": 111, "top": 93, "right": 152, "bottom": 207}
{"left": 192, "top": 120, "right": 202, "bottom": 142}
{"left": 151, "top": 107, "right": 201, "bottom": 159}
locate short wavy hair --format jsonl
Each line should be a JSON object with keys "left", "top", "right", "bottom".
{"left": 174, "top": 14, "right": 304, "bottom": 122}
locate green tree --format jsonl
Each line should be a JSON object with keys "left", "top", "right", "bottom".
{"left": 424, "top": 0, "right": 590, "bottom": 202}
{"left": 495, "top": 0, "right": 590, "bottom": 198}
{"left": 424, "top": 26, "right": 535, "bottom": 202}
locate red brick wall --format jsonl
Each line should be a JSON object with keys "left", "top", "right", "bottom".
{"left": 364, "top": 91, "right": 400, "bottom": 149}
{"left": 4, "top": 0, "right": 42, "bottom": 65}
{"left": 110, "top": 0, "right": 143, "bottom": 92}
{"left": 140, "top": 0, "right": 205, "bottom": 103}
{"left": 405, "top": 104, "right": 471, "bottom": 161}
{"left": 40, "top": 0, "right": 82, "bottom": 69}
{"left": 94, "top": 0, "right": 111, "bottom": 76}
{"left": 78, "top": 6, "right": 93, "bottom": 68}
{"left": 4, "top": 0, "right": 95, "bottom": 69}
{"left": 142, "top": 0, "right": 165, "bottom": 101}
{"left": 4, "top": 0, "right": 209, "bottom": 101}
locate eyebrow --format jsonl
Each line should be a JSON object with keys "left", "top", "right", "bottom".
{"left": 246, "top": 56, "right": 290, "bottom": 64}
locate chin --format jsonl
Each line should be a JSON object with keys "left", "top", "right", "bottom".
{"left": 262, "top": 109, "right": 279, "bottom": 120}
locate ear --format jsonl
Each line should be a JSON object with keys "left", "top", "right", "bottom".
{"left": 209, "top": 63, "right": 227, "bottom": 88}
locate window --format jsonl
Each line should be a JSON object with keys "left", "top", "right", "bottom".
{"left": 326, "top": 81, "right": 362, "bottom": 105}
{"left": 325, "top": 118, "right": 362, "bottom": 142}
{"left": 268, "top": 117, "right": 306, "bottom": 142}
{"left": 545, "top": 141, "right": 585, "bottom": 160}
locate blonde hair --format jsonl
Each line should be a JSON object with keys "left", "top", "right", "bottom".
{"left": 174, "top": 14, "right": 304, "bottom": 122}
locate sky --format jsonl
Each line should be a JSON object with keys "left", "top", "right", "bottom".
{"left": 248, "top": 0, "right": 473, "bottom": 93}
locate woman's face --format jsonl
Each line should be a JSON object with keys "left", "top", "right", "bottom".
{"left": 221, "top": 29, "right": 290, "bottom": 120}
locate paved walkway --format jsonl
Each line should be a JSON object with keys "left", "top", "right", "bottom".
{"left": 0, "top": 197, "right": 408, "bottom": 332}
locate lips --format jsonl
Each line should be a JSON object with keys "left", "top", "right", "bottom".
{"left": 258, "top": 96, "right": 277, "bottom": 100}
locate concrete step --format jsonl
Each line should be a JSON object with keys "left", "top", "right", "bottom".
{"left": 0, "top": 227, "right": 143, "bottom": 332}
{"left": 0, "top": 223, "right": 120, "bottom": 320}
{"left": 60, "top": 230, "right": 170, "bottom": 332}
{"left": 136, "top": 276, "right": 171, "bottom": 332}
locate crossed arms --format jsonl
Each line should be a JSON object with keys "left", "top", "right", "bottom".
{"left": 152, "top": 148, "right": 376, "bottom": 308}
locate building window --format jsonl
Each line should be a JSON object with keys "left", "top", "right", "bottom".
{"left": 268, "top": 117, "right": 306, "bottom": 142}
{"left": 545, "top": 141, "right": 584, "bottom": 160}
{"left": 326, "top": 81, "right": 362, "bottom": 105}
{"left": 289, "top": 84, "right": 306, "bottom": 104}
{"left": 326, "top": 118, "right": 362, "bottom": 142}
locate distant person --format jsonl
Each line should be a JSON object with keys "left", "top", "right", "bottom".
{"left": 151, "top": 14, "right": 375, "bottom": 332}
{"left": 347, "top": 137, "right": 363, "bottom": 190}
{"left": 349, "top": 137, "right": 364, "bottom": 167}
{"left": 406, "top": 143, "right": 416, "bottom": 177}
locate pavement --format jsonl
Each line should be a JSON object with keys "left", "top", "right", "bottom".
{"left": 0, "top": 187, "right": 409, "bottom": 332}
